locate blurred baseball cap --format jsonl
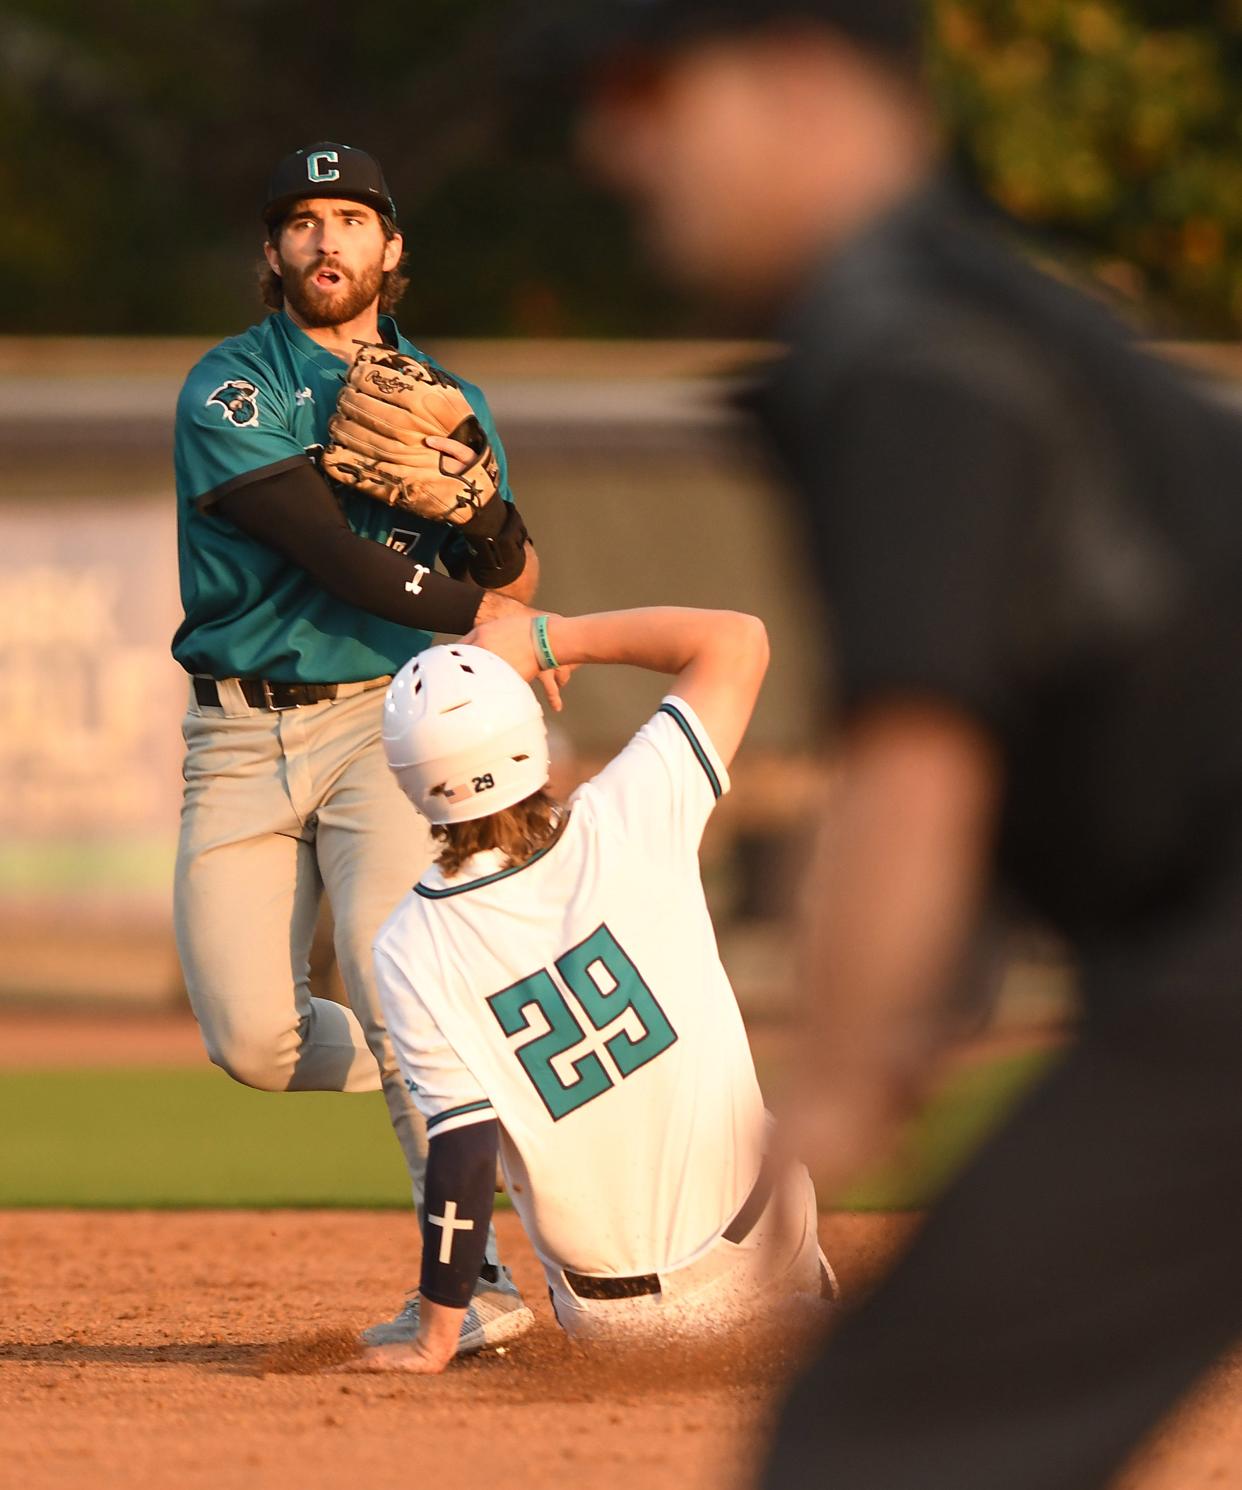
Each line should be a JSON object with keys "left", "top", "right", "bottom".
{"left": 263, "top": 142, "right": 397, "bottom": 231}
{"left": 515, "top": 0, "right": 924, "bottom": 87}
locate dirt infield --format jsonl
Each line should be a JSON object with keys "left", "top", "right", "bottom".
{"left": 0, "top": 1009, "right": 206, "bottom": 1068}
{"left": 0, "top": 1210, "right": 1239, "bottom": 1490}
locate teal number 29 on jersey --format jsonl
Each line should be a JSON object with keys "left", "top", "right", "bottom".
{"left": 486, "top": 925, "right": 678, "bottom": 1121}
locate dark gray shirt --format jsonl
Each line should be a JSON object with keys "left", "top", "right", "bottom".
{"left": 757, "top": 182, "right": 1242, "bottom": 943}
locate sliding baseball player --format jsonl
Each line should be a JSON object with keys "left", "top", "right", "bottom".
{"left": 361, "top": 606, "right": 835, "bottom": 1371}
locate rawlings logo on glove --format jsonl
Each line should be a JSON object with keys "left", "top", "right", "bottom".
{"left": 321, "top": 344, "right": 500, "bottom": 524}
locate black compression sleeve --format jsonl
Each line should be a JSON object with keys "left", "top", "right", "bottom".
{"left": 420, "top": 1121, "right": 499, "bottom": 1309}
{"left": 443, "top": 500, "right": 532, "bottom": 590}
{"left": 215, "top": 460, "right": 485, "bottom": 636}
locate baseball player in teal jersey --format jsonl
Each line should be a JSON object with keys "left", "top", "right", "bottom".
{"left": 172, "top": 142, "right": 554, "bottom": 1353}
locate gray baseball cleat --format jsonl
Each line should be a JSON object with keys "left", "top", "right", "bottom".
{"left": 361, "top": 1263, "right": 535, "bottom": 1357}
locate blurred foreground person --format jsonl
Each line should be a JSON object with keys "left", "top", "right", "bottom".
{"left": 538, "top": 2, "right": 1242, "bottom": 1486}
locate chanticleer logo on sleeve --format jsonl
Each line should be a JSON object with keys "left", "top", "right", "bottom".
{"left": 206, "top": 380, "right": 260, "bottom": 429}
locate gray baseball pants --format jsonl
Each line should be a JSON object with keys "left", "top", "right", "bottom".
{"left": 174, "top": 677, "right": 430, "bottom": 1193}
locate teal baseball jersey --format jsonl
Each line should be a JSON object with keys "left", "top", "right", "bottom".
{"left": 171, "top": 311, "right": 514, "bottom": 683}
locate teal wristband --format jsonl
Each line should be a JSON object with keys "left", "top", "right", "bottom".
{"left": 532, "top": 614, "right": 560, "bottom": 672}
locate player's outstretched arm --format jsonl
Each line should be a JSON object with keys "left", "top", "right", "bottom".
{"left": 215, "top": 463, "right": 551, "bottom": 656}
{"left": 464, "top": 607, "right": 769, "bottom": 769}
{"left": 368, "top": 1119, "right": 499, "bottom": 1374}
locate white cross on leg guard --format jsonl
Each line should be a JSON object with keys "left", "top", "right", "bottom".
{"left": 429, "top": 1200, "right": 475, "bottom": 1264}
{"left": 405, "top": 564, "right": 430, "bottom": 596}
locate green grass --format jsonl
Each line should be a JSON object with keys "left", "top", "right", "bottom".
{"left": 0, "top": 1069, "right": 414, "bottom": 1208}
{"left": 839, "top": 1048, "right": 1056, "bottom": 1211}
{"left": 0, "top": 1049, "right": 1057, "bottom": 1210}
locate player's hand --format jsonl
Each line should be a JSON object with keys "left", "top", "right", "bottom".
{"left": 352, "top": 1307, "right": 461, "bottom": 1375}
{"left": 464, "top": 609, "right": 575, "bottom": 714}
{"left": 425, "top": 434, "right": 483, "bottom": 478}
{"left": 538, "top": 663, "right": 577, "bottom": 713}
{"left": 404, "top": 1300, "right": 467, "bottom": 1373}
{"left": 352, "top": 1338, "right": 453, "bottom": 1374}
{"left": 393, "top": 1336, "right": 455, "bottom": 1374}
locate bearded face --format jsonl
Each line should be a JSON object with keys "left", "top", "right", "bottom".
{"left": 276, "top": 248, "right": 386, "bottom": 328}
{"left": 265, "top": 199, "right": 401, "bottom": 328}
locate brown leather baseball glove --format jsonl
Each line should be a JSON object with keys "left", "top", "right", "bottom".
{"left": 322, "top": 343, "right": 500, "bottom": 523}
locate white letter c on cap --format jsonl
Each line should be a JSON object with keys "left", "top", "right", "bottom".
{"left": 307, "top": 150, "right": 341, "bottom": 184}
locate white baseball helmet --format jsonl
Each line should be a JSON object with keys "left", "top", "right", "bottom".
{"left": 383, "top": 645, "right": 550, "bottom": 825}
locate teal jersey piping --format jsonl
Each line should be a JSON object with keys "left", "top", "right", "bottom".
{"left": 426, "top": 1099, "right": 495, "bottom": 1133}
{"left": 414, "top": 824, "right": 566, "bottom": 900}
{"left": 658, "top": 702, "right": 723, "bottom": 799}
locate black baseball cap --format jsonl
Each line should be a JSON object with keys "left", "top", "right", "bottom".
{"left": 263, "top": 142, "right": 397, "bottom": 231}
{"left": 516, "top": 0, "right": 923, "bottom": 86}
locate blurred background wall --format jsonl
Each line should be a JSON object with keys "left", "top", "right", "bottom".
{"left": 2, "top": 0, "right": 1241, "bottom": 1016}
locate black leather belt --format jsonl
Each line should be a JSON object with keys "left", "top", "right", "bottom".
{"left": 564, "top": 1270, "right": 662, "bottom": 1301}
{"left": 194, "top": 677, "right": 340, "bottom": 712}
{"left": 563, "top": 1157, "right": 777, "bottom": 1303}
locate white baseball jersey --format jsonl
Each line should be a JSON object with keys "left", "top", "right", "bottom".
{"left": 374, "top": 695, "right": 767, "bottom": 1285}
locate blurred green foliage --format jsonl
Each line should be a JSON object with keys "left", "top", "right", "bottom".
{"left": 3, "top": 1, "right": 1241, "bottom": 335}
{"left": 0, "top": 0, "right": 671, "bottom": 337}
{"left": 935, "top": 0, "right": 1242, "bottom": 333}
